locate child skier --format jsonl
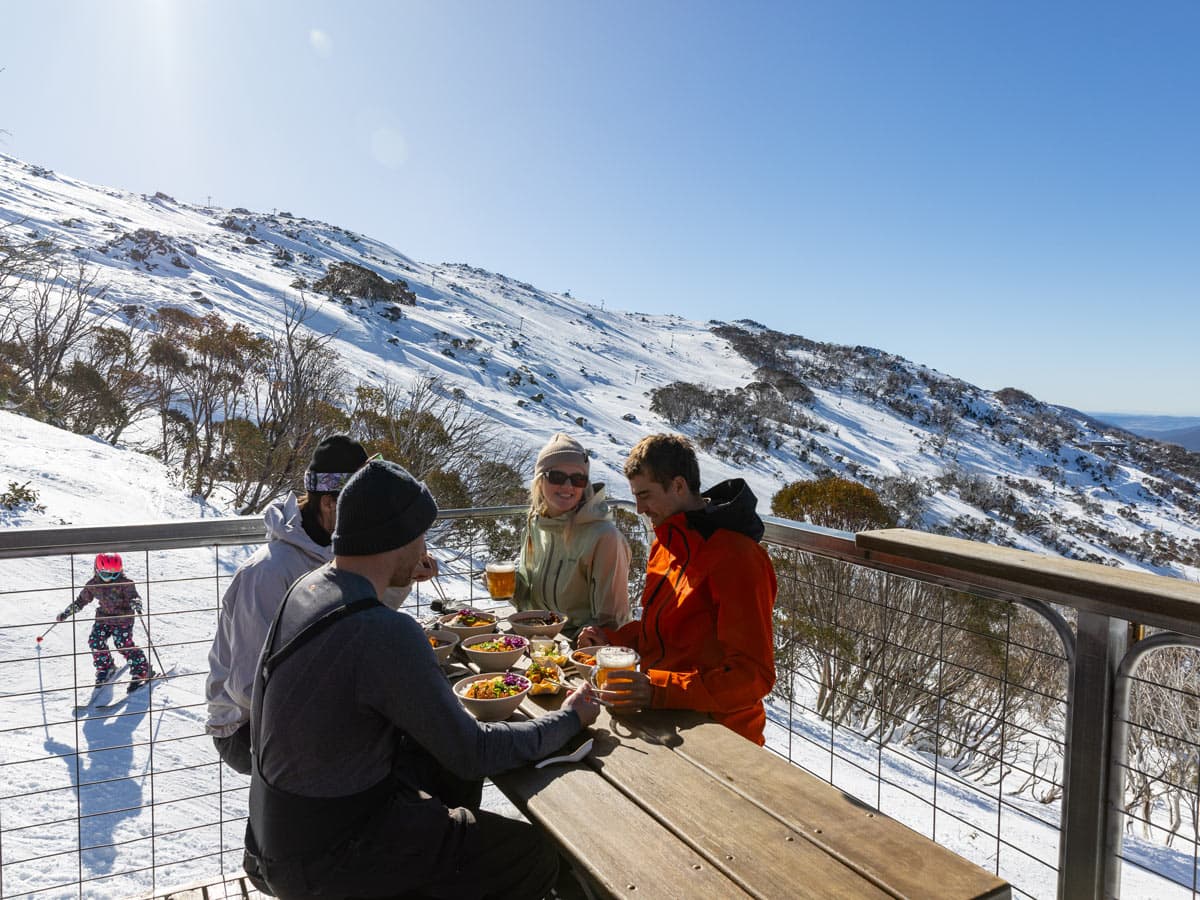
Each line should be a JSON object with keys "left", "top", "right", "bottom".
{"left": 56, "top": 553, "right": 154, "bottom": 693}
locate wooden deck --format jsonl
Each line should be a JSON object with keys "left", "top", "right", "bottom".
{"left": 140, "top": 874, "right": 263, "bottom": 899}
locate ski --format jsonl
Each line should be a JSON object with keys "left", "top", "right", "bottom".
{"left": 95, "top": 664, "right": 181, "bottom": 709}
{"left": 72, "top": 664, "right": 130, "bottom": 713}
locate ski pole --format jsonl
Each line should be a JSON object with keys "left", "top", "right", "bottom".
{"left": 137, "top": 612, "right": 167, "bottom": 674}
{"left": 36, "top": 620, "right": 60, "bottom": 645}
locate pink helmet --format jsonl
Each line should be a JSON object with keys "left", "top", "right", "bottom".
{"left": 94, "top": 553, "right": 124, "bottom": 581}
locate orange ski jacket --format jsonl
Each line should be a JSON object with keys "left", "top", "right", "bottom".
{"left": 604, "top": 478, "right": 777, "bottom": 744}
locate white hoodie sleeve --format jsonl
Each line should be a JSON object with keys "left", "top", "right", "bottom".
{"left": 206, "top": 541, "right": 328, "bottom": 735}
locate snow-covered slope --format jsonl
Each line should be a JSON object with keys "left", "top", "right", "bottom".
{"left": 2, "top": 152, "right": 1198, "bottom": 581}
{"left": 0, "top": 410, "right": 217, "bottom": 530}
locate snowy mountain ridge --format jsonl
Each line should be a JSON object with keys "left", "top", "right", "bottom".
{"left": 2, "top": 152, "right": 1198, "bottom": 580}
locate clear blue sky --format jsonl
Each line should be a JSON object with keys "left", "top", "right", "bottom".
{"left": 3, "top": 1, "right": 1197, "bottom": 415}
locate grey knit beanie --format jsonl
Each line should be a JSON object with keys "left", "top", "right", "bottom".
{"left": 535, "top": 433, "right": 589, "bottom": 475}
{"left": 332, "top": 460, "right": 438, "bottom": 556}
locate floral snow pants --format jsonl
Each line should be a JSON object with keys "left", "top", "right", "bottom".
{"left": 89, "top": 619, "right": 150, "bottom": 680}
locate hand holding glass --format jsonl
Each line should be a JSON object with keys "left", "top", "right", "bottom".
{"left": 591, "top": 647, "right": 645, "bottom": 710}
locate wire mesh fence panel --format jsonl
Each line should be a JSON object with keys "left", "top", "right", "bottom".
{"left": 765, "top": 544, "right": 1073, "bottom": 900}
{"left": 0, "top": 542, "right": 255, "bottom": 899}
{"left": 1115, "top": 642, "right": 1200, "bottom": 899}
{"left": 1, "top": 507, "right": 641, "bottom": 898}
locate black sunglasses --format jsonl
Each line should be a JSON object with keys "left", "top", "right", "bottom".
{"left": 543, "top": 470, "right": 588, "bottom": 488}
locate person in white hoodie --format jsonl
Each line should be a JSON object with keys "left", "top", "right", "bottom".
{"left": 206, "top": 436, "right": 395, "bottom": 773}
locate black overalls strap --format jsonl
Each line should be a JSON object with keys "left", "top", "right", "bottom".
{"left": 246, "top": 588, "right": 389, "bottom": 892}
{"left": 260, "top": 596, "right": 381, "bottom": 695}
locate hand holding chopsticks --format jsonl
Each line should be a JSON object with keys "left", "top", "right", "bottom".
{"left": 561, "top": 681, "right": 604, "bottom": 726}
{"left": 544, "top": 678, "right": 613, "bottom": 706}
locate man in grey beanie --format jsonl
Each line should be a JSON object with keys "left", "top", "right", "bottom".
{"left": 247, "top": 459, "right": 600, "bottom": 899}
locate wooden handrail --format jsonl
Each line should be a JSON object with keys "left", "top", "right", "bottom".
{"left": 856, "top": 528, "right": 1200, "bottom": 638}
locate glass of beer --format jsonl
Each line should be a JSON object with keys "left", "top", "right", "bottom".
{"left": 485, "top": 561, "right": 516, "bottom": 600}
{"left": 592, "top": 646, "right": 640, "bottom": 692}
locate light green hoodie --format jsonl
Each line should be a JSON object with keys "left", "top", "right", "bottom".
{"left": 513, "top": 483, "right": 632, "bottom": 639}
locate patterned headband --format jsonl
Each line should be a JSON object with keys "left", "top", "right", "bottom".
{"left": 303, "top": 470, "right": 354, "bottom": 493}
{"left": 303, "top": 453, "right": 382, "bottom": 493}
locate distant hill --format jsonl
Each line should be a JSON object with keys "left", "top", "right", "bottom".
{"left": 1089, "top": 412, "right": 1200, "bottom": 433}
{"left": 1088, "top": 414, "right": 1200, "bottom": 452}
{"left": 2, "top": 152, "right": 1199, "bottom": 580}
{"left": 1153, "top": 427, "right": 1200, "bottom": 452}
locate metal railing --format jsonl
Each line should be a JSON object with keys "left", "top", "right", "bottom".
{"left": 760, "top": 518, "right": 1200, "bottom": 900}
{"left": 0, "top": 506, "right": 576, "bottom": 900}
{"left": 2, "top": 508, "right": 1198, "bottom": 899}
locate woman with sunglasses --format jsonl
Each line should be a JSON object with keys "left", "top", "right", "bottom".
{"left": 512, "top": 433, "right": 631, "bottom": 640}
{"left": 55, "top": 553, "right": 153, "bottom": 693}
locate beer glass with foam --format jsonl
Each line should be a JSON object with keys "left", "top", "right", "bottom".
{"left": 485, "top": 561, "right": 516, "bottom": 600}
{"left": 592, "top": 645, "right": 640, "bottom": 692}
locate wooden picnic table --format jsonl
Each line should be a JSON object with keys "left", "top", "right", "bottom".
{"left": 482, "top": 662, "right": 1012, "bottom": 900}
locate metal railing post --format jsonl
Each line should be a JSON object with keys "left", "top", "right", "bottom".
{"left": 1059, "top": 610, "right": 1127, "bottom": 899}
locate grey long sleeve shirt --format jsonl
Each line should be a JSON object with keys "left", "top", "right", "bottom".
{"left": 255, "top": 564, "right": 581, "bottom": 797}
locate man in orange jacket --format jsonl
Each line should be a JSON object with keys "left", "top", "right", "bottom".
{"left": 578, "top": 433, "right": 777, "bottom": 744}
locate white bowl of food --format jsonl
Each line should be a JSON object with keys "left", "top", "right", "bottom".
{"left": 525, "top": 659, "right": 566, "bottom": 696}
{"left": 454, "top": 672, "right": 531, "bottom": 721}
{"left": 507, "top": 609, "right": 568, "bottom": 638}
{"left": 438, "top": 608, "right": 499, "bottom": 639}
{"left": 528, "top": 638, "right": 570, "bottom": 669}
{"left": 461, "top": 633, "right": 529, "bottom": 671}
{"left": 425, "top": 628, "right": 460, "bottom": 665}
{"left": 569, "top": 645, "right": 604, "bottom": 681}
